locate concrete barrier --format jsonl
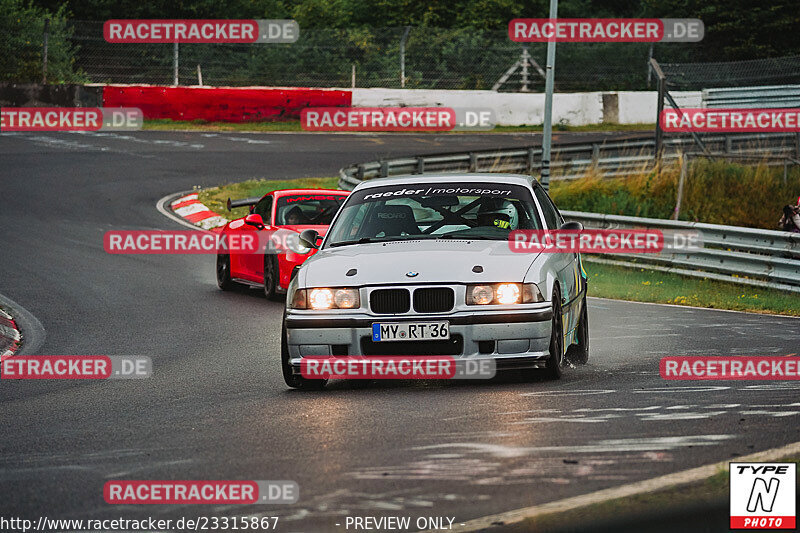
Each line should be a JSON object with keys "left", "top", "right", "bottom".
{"left": 352, "top": 88, "right": 700, "bottom": 126}
{"left": 1, "top": 83, "right": 701, "bottom": 126}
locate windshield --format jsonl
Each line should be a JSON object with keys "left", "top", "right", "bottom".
{"left": 275, "top": 194, "right": 347, "bottom": 226}
{"left": 325, "top": 182, "right": 543, "bottom": 247}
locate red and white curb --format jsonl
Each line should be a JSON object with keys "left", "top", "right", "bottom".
{"left": 170, "top": 193, "right": 228, "bottom": 231}
{"left": 0, "top": 308, "right": 21, "bottom": 361}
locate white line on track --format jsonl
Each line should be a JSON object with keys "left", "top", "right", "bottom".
{"left": 432, "top": 439, "right": 800, "bottom": 532}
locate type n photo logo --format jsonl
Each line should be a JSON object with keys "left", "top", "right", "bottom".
{"left": 730, "top": 462, "right": 796, "bottom": 529}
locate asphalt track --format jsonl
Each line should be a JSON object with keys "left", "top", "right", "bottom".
{"left": 1, "top": 130, "right": 799, "bottom": 532}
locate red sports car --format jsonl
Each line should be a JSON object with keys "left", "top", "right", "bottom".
{"left": 216, "top": 189, "right": 349, "bottom": 298}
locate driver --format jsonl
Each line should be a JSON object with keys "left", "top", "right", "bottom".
{"left": 476, "top": 199, "right": 518, "bottom": 230}
{"left": 285, "top": 206, "right": 305, "bottom": 225}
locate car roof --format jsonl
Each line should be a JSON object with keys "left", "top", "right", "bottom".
{"left": 352, "top": 173, "right": 536, "bottom": 191}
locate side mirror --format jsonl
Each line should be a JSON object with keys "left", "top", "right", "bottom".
{"left": 244, "top": 213, "right": 265, "bottom": 229}
{"left": 559, "top": 220, "right": 583, "bottom": 231}
{"left": 299, "top": 229, "right": 321, "bottom": 249}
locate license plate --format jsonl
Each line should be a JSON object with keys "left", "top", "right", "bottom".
{"left": 371, "top": 322, "right": 450, "bottom": 342}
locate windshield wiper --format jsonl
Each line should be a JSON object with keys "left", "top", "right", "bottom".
{"left": 328, "top": 237, "right": 380, "bottom": 248}
{"left": 436, "top": 232, "right": 502, "bottom": 240}
{"left": 328, "top": 236, "right": 431, "bottom": 248}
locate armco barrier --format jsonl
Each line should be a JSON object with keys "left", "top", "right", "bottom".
{"left": 339, "top": 132, "right": 799, "bottom": 187}
{"left": 562, "top": 211, "right": 800, "bottom": 294}
{"left": 102, "top": 85, "right": 351, "bottom": 122}
{"left": 338, "top": 133, "right": 800, "bottom": 293}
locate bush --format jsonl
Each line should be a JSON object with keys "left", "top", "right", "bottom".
{"left": 550, "top": 157, "right": 800, "bottom": 229}
{"left": 0, "top": 0, "right": 83, "bottom": 83}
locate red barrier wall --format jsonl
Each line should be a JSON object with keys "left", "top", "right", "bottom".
{"left": 102, "top": 85, "right": 352, "bottom": 122}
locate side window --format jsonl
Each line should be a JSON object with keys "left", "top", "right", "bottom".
{"left": 254, "top": 196, "right": 273, "bottom": 223}
{"left": 533, "top": 187, "right": 560, "bottom": 229}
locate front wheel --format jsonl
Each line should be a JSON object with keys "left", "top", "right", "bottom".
{"left": 544, "top": 287, "right": 564, "bottom": 380}
{"left": 264, "top": 255, "right": 280, "bottom": 301}
{"left": 281, "top": 321, "right": 326, "bottom": 390}
{"left": 566, "top": 295, "right": 589, "bottom": 365}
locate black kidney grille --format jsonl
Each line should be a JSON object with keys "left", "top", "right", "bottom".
{"left": 413, "top": 287, "right": 455, "bottom": 313}
{"left": 370, "top": 289, "right": 411, "bottom": 314}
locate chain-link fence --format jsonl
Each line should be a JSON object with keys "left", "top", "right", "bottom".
{"left": 66, "top": 21, "right": 703, "bottom": 90}
{"left": 661, "top": 55, "right": 800, "bottom": 90}
{"left": 6, "top": 20, "right": 800, "bottom": 91}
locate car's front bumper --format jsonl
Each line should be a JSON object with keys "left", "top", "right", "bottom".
{"left": 284, "top": 306, "right": 553, "bottom": 371}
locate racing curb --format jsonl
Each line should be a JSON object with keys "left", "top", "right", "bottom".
{"left": 0, "top": 307, "right": 21, "bottom": 361}
{"left": 169, "top": 192, "right": 228, "bottom": 231}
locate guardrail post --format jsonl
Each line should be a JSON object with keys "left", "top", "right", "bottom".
{"left": 379, "top": 160, "right": 389, "bottom": 178}
{"left": 725, "top": 136, "right": 732, "bottom": 153}
{"left": 795, "top": 133, "right": 800, "bottom": 159}
{"left": 526, "top": 148, "right": 535, "bottom": 174}
{"left": 591, "top": 143, "right": 600, "bottom": 165}
{"left": 357, "top": 165, "right": 365, "bottom": 181}
{"left": 469, "top": 152, "right": 477, "bottom": 172}
{"left": 651, "top": 58, "right": 665, "bottom": 166}
{"left": 673, "top": 154, "right": 688, "bottom": 220}
{"left": 416, "top": 157, "right": 425, "bottom": 174}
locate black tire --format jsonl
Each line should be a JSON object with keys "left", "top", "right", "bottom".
{"left": 544, "top": 287, "right": 564, "bottom": 379}
{"left": 216, "top": 253, "right": 235, "bottom": 290}
{"left": 281, "top": 320, "right": 326, "bottom": 390}
{"left": 566, "top": 295, "right": 589, "bottom": 365}
{"left": 263, "top": 254, "right": 280, "bottom": 301}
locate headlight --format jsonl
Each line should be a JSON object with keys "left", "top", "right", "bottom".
{"left": 309, "top": 288, "right": 334, "bottom": 309}
{"left": 495, "top": 283, "right": 520, "bottom": 304}
{"left": 466, "top": 283, "right": 544, "bottom": 305}
{"left": 290, "top": 288, "right": 360, "bottom": 310}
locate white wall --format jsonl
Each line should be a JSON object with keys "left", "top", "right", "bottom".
{"left": 352, "top": 88, "right": 701, "bottom": 126}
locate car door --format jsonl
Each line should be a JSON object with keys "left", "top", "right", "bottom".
{"left": 533, "top": 187, "right": 580, "bottom": 333}
{"left": 236, "top": 195, "right": 273, "bottom": 282}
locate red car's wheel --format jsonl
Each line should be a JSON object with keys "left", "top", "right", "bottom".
{"left": 264, "top": 254, "right": 280, "bottom": 301}
{"left": 216, "top": 253, "right": 236, "bottom": 291}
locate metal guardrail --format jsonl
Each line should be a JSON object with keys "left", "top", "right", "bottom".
{"left": 339, "top": 132, "right": 800, "bottom": 187}
{"left": 561, "top": 211, "right": 800, "bottom": 294}
{"left": 338, "top": 132, "right": 800, "bottom": 293}
{"left": 703, "top": 85, "right": 800, "bottom": 109}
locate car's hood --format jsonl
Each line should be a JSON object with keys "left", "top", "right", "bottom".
{"left": 302, "top": 239, "right": 540, "bottom": 286}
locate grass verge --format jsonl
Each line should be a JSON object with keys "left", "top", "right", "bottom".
{"left": 197, "top": 177, "right": 338, "bottom": 220}
{"left": 144, "top": 119, "right": 653, "bottom": 134}
{"left": 498, "top": 455, "right": 800, "bottom": 533}
{"left": 550, "top": 158, "right": 800, "bottom": 230}
{"left": 586, "top": 260, "right": 799, "bottom": 316}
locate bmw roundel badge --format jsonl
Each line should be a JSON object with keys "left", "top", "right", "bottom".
{"left": 406, "top": 271, "right": 419, "bottom": 278}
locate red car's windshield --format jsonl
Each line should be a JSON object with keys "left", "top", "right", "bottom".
{"left": 275, "top": 194, "right": 346, "bottom": 226}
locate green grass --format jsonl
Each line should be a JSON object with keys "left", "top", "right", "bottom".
{"left": 144, "top": 119, "right": 304, "bottom": 132}
{"left": 550, "top": 158, "right": 800, "bottom": 230}
{"left": 197, "top": 177, "right": 339, "bottom": 220}
{"left": 586, "top": 260, "right": 800, "bottom": 316}
{"left": 144, "top": 118, "right": 653, "bottom": 134}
